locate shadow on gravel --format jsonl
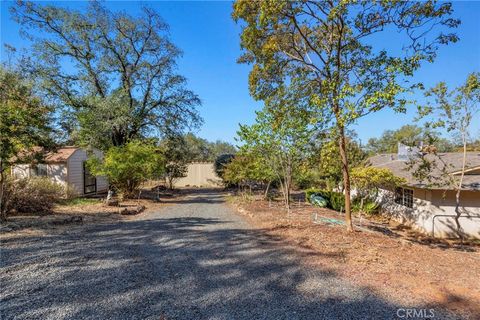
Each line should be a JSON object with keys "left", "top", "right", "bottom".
{"left": 1, "top": 215, "right": 457, "bottom": 319}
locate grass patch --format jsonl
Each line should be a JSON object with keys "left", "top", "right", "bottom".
{"left": 59, "top": 198, "right": 100, "bottom": 206}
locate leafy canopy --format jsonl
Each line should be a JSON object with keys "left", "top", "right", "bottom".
{"left": 350, "top": 167, "right": 405, "bottom": 198}
{"left": 0, "top": 66, "right": 53, "bottom": 168}
{"left": 12, "top": 1, "right": 201, "bottom": 148}
{"left": 365, "top": 125, "right": 454, "bottom": 155}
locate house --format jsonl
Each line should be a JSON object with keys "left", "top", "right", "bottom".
{"left": 173, "top": 162, "right": 222, "bottom": 188}
{"left": 11, "top": 147, "right": 108, "bottom": 196}
{"left": 368, "top": 143, "right": 480, "bottom": 239}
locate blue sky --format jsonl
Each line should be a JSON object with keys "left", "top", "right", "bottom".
{"left": 1, "top": 1, "right": 479, "bottom": 145}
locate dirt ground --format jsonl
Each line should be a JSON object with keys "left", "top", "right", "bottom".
{"left": 0, "top": 188, "right": 184, "bottom": 234}
{"left": 229, "top": 195, "right": 480, "bottom": 318}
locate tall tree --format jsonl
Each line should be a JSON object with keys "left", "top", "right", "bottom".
{"left": 0, "top": 66, "right": 53, "bottom": 221}
{"left": 233, "top": 0, "right": 459, "bottom": 231}
{"left": 11, "top": 1, "right": 201, "bottom": 149}
{"left": 415, "top": 72, "right": 480, "bottom": 238}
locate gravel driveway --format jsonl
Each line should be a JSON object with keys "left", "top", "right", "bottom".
{"left": 0, "top": 190, "right": 454, "bottom": 319}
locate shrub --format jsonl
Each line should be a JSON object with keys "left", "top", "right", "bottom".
{"left": 305, "top": 188, "right": 345, "bottom": 211}
{"left": 352, "top": 197, "right": 380, "bottom": 215}
{"left": 329, "top": 192, "right": 345, "bottom": 211}
{"left": 214, "top": 154, "right": 235, "bottom": 180}
{"left": 6, "top": 177, "right": 65, "bottom": 215}
{"left": 87, "top": 141, "right": 164, "bottom": 198}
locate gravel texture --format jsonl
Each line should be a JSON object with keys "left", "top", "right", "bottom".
{"left": 1, "top": 190, "right": 457, "bottom": 319}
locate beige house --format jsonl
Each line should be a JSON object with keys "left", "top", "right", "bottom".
{"left": 11, "top": 147, "right": 108, "bottom": 196}
{"left": 368, "top": 145, "right": 480, "bottom": 239}
{"left": 173, "top": 162, "right": 222, "bottom": 188}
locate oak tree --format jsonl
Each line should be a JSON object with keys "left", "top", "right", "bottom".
{"left": 12, "top": 1, "right": 201, "bottom": 149}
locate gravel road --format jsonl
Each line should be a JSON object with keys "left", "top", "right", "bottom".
{"left": 0, "top": 190, "right": 455, "bottom": 320}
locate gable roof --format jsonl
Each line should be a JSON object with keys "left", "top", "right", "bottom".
{"left": 43, "top": 147, "right": 79, "bottom": 163}
{"left": 14, "top": 146, "right": 80, "bottom": 164}
{"left": 367, "top": 152, "right": 480, "bottom": 191}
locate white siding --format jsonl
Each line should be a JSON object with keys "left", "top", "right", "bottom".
{"left": 47, "top": 164, "right": 67, "bottom": 186}
{"left": 67, "top": 149, "right": 108, "bottom": 195}
{"left": 11, "top": 148, "right": 107, "bottom": 196}
{"left": 66, "top": 149, "right": 85, "bottom": 195}
{"left": 11, "top": 164, "right": 30, "bottom": 179}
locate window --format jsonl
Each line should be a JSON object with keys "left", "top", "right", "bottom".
{"left": 31, "top": 164, "right": 48, "bottom": 177}
{"left": 395, "top": 187, "right": 414, "bottom": 208}
{"left": 83, "top": 162, "right": 96, "bottom": 194}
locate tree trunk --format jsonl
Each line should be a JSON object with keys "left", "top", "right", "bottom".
{"left": 338, "top": 125, "right": 354, "bottom": 232}
{"left": 263, "top": 181, "right": 271, "bottom": 200}
{"left": 454, "top": 134, "right": 468, "bottom": 241}
{"left": 0, "top": 159, "right": 6, "bottom": 222}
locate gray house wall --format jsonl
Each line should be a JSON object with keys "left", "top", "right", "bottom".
{"left": 378, "top": 188, "right": 480, "bottom": 239}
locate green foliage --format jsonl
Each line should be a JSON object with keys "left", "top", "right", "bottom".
{"left": 236, "top": 87, "right": 314, "bottom": 209}
{"left": 317, "top": 132, "right": 367, "bottom": 190}
{"left": 350, "top": 167, "right": 406, "bottom": 198}
{"left": 160, "top": 135, "right": 189, "bottom": 189}
{"left": 329, "top": 192, "right": 346, "bottom": 212}
{"left": 12, "top": 1, "right": 201, "bottom": 148}
{"left": 293, "top": 165, "right": 325, "bottom": 190}
{"left": 233, "top": 0, "right": 459, "bottom": 228}
{"left": 87, "top": 141, "right": 164, "bottom": 197}
{"left": 222, "top": 152, "right": 275, "bottom": 188}
{"left": 352, "top": 198, "right": 380, "bottom": 215}
{"left": 214, "top": 154, "right": 235, "bottom": 181}
{"left": 305, "top": 188, "right": 345, "bottom": 212}
{"left": 184, "top": 133, "right": 236, "bottom": 162}
{"left": 365, "top": 125, "right": 454, "bottom": 155}
{"left": 0, "top": 66, "right": 53, "bottom": 220}
{"left": 58, "top": 198, "right": 100, "bottom": 206}
{"left": 3, "top": 177, "right": 65, "bottom": 215}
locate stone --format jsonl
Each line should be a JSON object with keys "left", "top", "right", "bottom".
{"left": 105, "top": 199, "right": 119, "bottom": 207}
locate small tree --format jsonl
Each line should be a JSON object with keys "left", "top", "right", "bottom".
{"left": 0, "top": 66, "right": 53, "bottom": 221}
{"left": 87, "top": 141, "right": 164, "bottom": 198}
{"left": 214, "top": 154, "right": 235, "bottom": 182}
{"left": 237, "top": 94, "right": 313, "bottom": 210}
{"left": 414, "top": 72, "right": 480, "bottom": 238}
{"left": 223, "top": 152, "right": 276, "bottom": 198}
{"left": 161, "top": 135, "right": 189, "bottom": 189}
{"left": 350, "top": 167, "right": 405, "bottom": 211}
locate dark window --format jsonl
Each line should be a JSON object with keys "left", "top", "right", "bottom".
{"left": 31, "top": 164, "right": 47, "bottom": 177}
{"left": 395, "top": 187, "right": 414, "bottom": 208}
{"left": 83, "top": 162, "right": 96, "bottom": 194}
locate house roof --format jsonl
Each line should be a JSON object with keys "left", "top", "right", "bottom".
{"left": 43, "top": 147, "right": 79, "bottom": 163}
{"left": 367, "top": 152, "right": 480, "bottom": 191}
{"left": 14, "top": 146, "right": 79, "bottom": 164}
